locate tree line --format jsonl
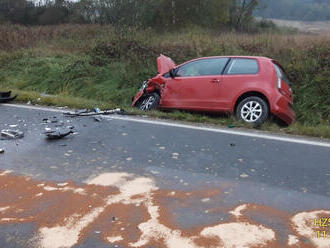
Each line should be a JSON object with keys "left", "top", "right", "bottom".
{"left": 0, "top": 0, "right": 261, "bottom": 30}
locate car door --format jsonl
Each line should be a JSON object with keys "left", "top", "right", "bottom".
{"left": 219, "top": 58, "right": 260, "bottom": 110}
{"left": 161, "top": 58, "right": 229, "bottom": 110}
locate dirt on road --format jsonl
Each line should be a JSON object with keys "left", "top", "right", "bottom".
{"left": 1, "top": 170, "right": 329, "bottom": 248}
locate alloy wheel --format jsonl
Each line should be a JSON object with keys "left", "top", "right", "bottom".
{"left": 139, "top": 96, "right": 155, "bottom": 111}
{"left": 240, "top": 101, "right": 263, "bottom": 123}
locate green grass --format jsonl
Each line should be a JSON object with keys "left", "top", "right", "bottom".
{"left": 0, "top": 24, "right": 329, "bottom": 139}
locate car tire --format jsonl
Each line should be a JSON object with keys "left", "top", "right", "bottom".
{"left": 236, "top": 96, "right": 269, "bottom": 124}
{"left": 137, "top": 92, "right": 160, "bottom": 111}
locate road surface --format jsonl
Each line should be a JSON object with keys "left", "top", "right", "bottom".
{"left": 0, "top": 104, "right": 329, "bottom": 248}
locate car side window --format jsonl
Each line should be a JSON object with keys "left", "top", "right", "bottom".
{"left": 226, "top": 59, "right": 259, "bottom": 75}
{"left": 176, "top": 58, "right": 229, "bottom": 77}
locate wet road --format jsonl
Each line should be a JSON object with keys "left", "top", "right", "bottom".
{"left": 0, "top": 104, "right": 329, "bottom": 248}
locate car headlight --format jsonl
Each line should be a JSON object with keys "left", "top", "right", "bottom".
{"left": 140, "top": 81, "right": 148, "bottom": 91}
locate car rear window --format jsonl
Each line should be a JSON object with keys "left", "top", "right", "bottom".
{"left": 226, "top": 59, "right": 259, "bottom": 75}
{"left": 273, "top": 63, "right": 291, "bottom": 85}
{"left": 176, "top": 58, "right": 229, "bottom": 77}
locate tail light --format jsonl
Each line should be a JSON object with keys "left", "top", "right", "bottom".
{"left": 277, "top": 77, "right": 282, "bottom": 89}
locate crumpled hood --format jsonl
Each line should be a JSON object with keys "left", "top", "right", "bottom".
{"left": 157, "top": 54, "right": 176, "bottom": 74}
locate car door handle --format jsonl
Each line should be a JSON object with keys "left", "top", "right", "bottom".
{"left": 210, "top": 79, "right": 220, "bottom": 83}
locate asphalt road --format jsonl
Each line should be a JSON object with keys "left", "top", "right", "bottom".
{"left": 0, "top": 104, "right": 329, "bottom": 248}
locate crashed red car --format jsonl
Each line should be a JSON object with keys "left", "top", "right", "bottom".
{"left": 132, "top": 55, "right": 295, "bottom": 125}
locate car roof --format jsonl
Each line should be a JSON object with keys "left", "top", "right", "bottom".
{"left": 190, "top": 56, "right": 272, "bottom": 61}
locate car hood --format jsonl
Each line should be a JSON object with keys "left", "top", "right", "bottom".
{"left": 157, "top": 54, "right": 176, "bottom": 74}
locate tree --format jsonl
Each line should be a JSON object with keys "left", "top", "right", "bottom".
{"left": 231, "top": 0, "right": 260, "bottom": 30}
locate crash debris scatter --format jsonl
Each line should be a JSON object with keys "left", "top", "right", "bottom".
{"left": 0, "top": 91, "right": 17, "bottom": 103}
{"left": 1, "top": 129, "right": 24, "bottom": 140}
{"left": 45, "top": 129, "right": 74, "bottom": 140}
{"left": 64, "top": 108, "right": 123, "bottom": 117}
{"left": 0, "top": 105, "right": 127, "bottom": 146}
{"left": 0, "top": 170, "right": 329, "bottom": 248}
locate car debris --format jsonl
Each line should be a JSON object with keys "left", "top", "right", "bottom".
{"left": 64, "top": 108, "right": 123, "bottom": 117}
{"left": 42, "top": 117, "right": 59, "bottom": 123}
{"left": 0, "top": 91, "right": 18, "bottom": 103}
{"left": 45, "top": 130, "right": 74, "bottom": 140}
{"left": 1, "top": 129, "right": 24, "bottom": 140}
{"left": 45, "top": 127, "right": 75, "bottom": 140}
{"left": 75, "top": 109, "right": 89, "bottom": 115}
{"left": 93, "top": 116, "right": 103, "bottom": 122}
{"left": 0, "top": 148, "right": 4, "bottom": 154}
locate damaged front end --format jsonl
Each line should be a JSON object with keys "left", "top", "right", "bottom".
{"left": 131, "top": 79, "right": 163, "bottom": 108}
{"left": 132, "top": 55, "right": 176, "bottom": 108}
{"left": 131, "top": 80, "right": 151, "bottom": 107}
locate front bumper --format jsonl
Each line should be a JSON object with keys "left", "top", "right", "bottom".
{"left": 271, "top": 95, "right": 296, "bottom": 125}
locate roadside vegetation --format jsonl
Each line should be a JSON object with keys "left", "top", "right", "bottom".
{"left": 0, "top": 24, "right": 329, "bottom": 139}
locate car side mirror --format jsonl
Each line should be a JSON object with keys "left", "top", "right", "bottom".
{"left": 169, "top": 69, "right": 176, "bottom": 78}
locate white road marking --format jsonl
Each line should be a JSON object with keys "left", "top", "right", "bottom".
{"left": 2, "top": 103, "right": 330, "bottom": 148}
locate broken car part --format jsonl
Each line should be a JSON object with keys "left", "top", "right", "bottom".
{"left": 45, "top": 129, "right": 74, "bottom": 140}
{"left": 93, "top": 116, "right": 103, "bottom": 122}
{"left": 1, "top": 129, "right": 24, "bottom": 140}
{"left": 0, "top": 91, "right": 18, "bottom": 103}
{"left": 64, "top": 108, "right": 122, "bottom": 117}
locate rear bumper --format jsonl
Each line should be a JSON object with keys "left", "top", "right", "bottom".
{"left": 271, "top": 94, "right": 296, "bottom": 125}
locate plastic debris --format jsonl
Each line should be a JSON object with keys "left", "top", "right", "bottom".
{"left": 0, "top": 148, "right": 4, "bottom": 154}
{"left": 0, "top": 91, "right": 18, "bottom": 103}
{"left": 64, "top": 108, "right": 123, "bottom": 117}
{"left": 93, "top": 116, "right": 103, "bottom": 122}
{"left": 75, "top": 109, "right": 89, "bottom": 115}
{"left": 45, "top": 129, "right": 74, "bottom": 140}
{"left": 1, "top": 129, "right": 24, "bottom": 140}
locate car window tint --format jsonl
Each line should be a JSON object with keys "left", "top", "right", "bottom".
{"left": 226, "top": 59, "right": 259, "bottom": 75}
{"left": 274, "top": 63, "right": 290, "bottom": 84}
{"left": 176, "top": 58, "right": 228, "bottom": 77}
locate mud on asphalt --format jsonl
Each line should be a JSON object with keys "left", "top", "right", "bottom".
{"left": 0, "top": 170, "right": 329, "bottom": 248}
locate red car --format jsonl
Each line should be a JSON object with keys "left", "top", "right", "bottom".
{"left": 132, "top": 55, "right": 295, "bottom": 125}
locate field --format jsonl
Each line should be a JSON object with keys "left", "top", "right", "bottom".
{"left": 0, "top": 24, "right": 329, "bottom": 138}
{"left": 256, "top": 18, "right": 330, "bottom": 34}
